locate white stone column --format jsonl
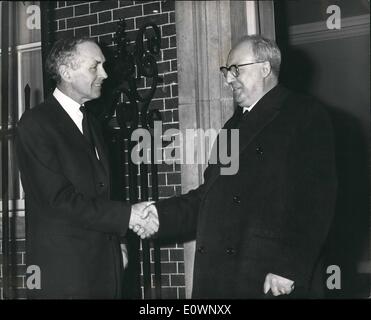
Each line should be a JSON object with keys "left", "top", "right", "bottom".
{"left": 175, "top": 0, "right": 233, "bottom": 298}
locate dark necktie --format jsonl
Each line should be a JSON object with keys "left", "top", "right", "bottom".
{"left": 230, "top": 107, "right": 249, "bottom": 128}
{"left": 80, "top": 105, "right": 94, "bottom": 149}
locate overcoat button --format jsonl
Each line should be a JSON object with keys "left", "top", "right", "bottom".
{"left": 197, "top": 246, "right": 205, "bottom": 254}
{"left": 233, "top": 195, "right": 240, "bottom": 204}
{"left": 256, "top": 146, "right": 263, "bottom": 155}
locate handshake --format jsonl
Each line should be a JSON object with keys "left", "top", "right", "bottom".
{"left": 129, "top": 202, "right": 159, "bottom": 239}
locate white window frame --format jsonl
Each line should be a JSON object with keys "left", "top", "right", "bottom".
{"left": 0, "top": 41, "right": 42, "bottom": 218}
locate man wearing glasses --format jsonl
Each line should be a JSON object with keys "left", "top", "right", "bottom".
{"left": 135, "top": 35, "right": 337, "bottom": 298}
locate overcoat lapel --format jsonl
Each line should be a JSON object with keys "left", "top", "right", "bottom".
{"left": 203, "top": 85, "right": 290, "bottom": 192}
{"left": 46, "top": 95, "right": 109, "bottom": 175}
{"left": 238, "top": 85, "right": 290, "bottom": 155}
{"left": 46, "top": 96, "right": 87, "bottom": 145}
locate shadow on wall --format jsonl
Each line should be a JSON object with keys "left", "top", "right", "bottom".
{"left": 324, "top": 106, "right": 370, "bottom": 298}
{"left": 280, "top": 47, "right": 370, "bottom": 298}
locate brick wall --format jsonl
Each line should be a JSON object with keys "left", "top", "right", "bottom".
{"left": 0, "top": 214, "right": 27, "bottom": 299}
{"left": 1, "top": 0, "right": 184, "bottom": 299}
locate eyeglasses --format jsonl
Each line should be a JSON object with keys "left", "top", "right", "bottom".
{"left": 220, "top": 61, "right": 265, "bottom": 78}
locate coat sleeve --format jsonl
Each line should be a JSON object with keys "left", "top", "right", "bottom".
{"left": 266, "top": 103, "right": 337, "bottom": 287}
{"left": 155, "top": 187, "right": 201, "bottom": 241}
{"left": 15, "top": 113, "right": 131, "bottom": 235}
{"left": 155, "top": 165, "right": 216, "bottom": 240}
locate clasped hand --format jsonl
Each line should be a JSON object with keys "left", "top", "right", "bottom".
{"left": 129, "top": 201, "right": 159, "bottom": 239}
{"left": 264, "top": 273, "right": 295, "bottom": 296}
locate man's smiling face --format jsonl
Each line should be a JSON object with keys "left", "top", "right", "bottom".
{"left": 225, "top": 42, "right": 265, "bottom": 108}
{"left": 67, "top": 41, "right": 108, "bottom": 105}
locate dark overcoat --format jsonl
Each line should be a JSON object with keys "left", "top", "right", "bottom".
{"left": 15, "top": 96, "right": 130, "bottom": 299}
{"left": 156, "top": 85, "right": 337, "bottom": 298}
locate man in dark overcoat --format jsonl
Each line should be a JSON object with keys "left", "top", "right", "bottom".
{"left": 144, "top": 35, "right": 337, "bottom": 298}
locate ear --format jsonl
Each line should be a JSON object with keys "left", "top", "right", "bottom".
{"left": 261, "top": 61, "right": 272, "bottom": 78}
{"left": 58, "top": 64, "right": 72, "bottom": 83}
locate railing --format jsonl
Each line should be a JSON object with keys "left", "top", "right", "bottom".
{"left": 98, "top": 19, "right": 164, "bottom": 299}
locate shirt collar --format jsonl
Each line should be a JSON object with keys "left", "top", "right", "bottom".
{"left": 242, "top": 84, "right": 278, "bottom": 113}
{"left": 53, "top": 87, "right": 82, "bottom": 117}
{"left": 243, "top": 100, "right": 258, "bottom": 113}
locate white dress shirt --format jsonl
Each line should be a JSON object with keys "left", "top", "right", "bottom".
{"left": 53, "top": 88, "right": 99, "bottom": 159}
{"left": 243, "top": 102, "right": 256, "bottom": 114}
{"left": 53, "top": 88, "right": 84, "bottom": 133}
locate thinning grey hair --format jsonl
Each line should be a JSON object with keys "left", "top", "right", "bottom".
{"left": 237, "top": 35, "right": 282, "bottom": 78}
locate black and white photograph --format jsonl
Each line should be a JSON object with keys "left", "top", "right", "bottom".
{"left": 0, "top": 0, "right": 369, "bottom": 308}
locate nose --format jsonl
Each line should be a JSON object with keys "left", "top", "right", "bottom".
{"left": 225, "top": 70, "right": 236, "bottom": 84}
{"left": 100, "top": 66, "right": 108, "bottom": 79}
